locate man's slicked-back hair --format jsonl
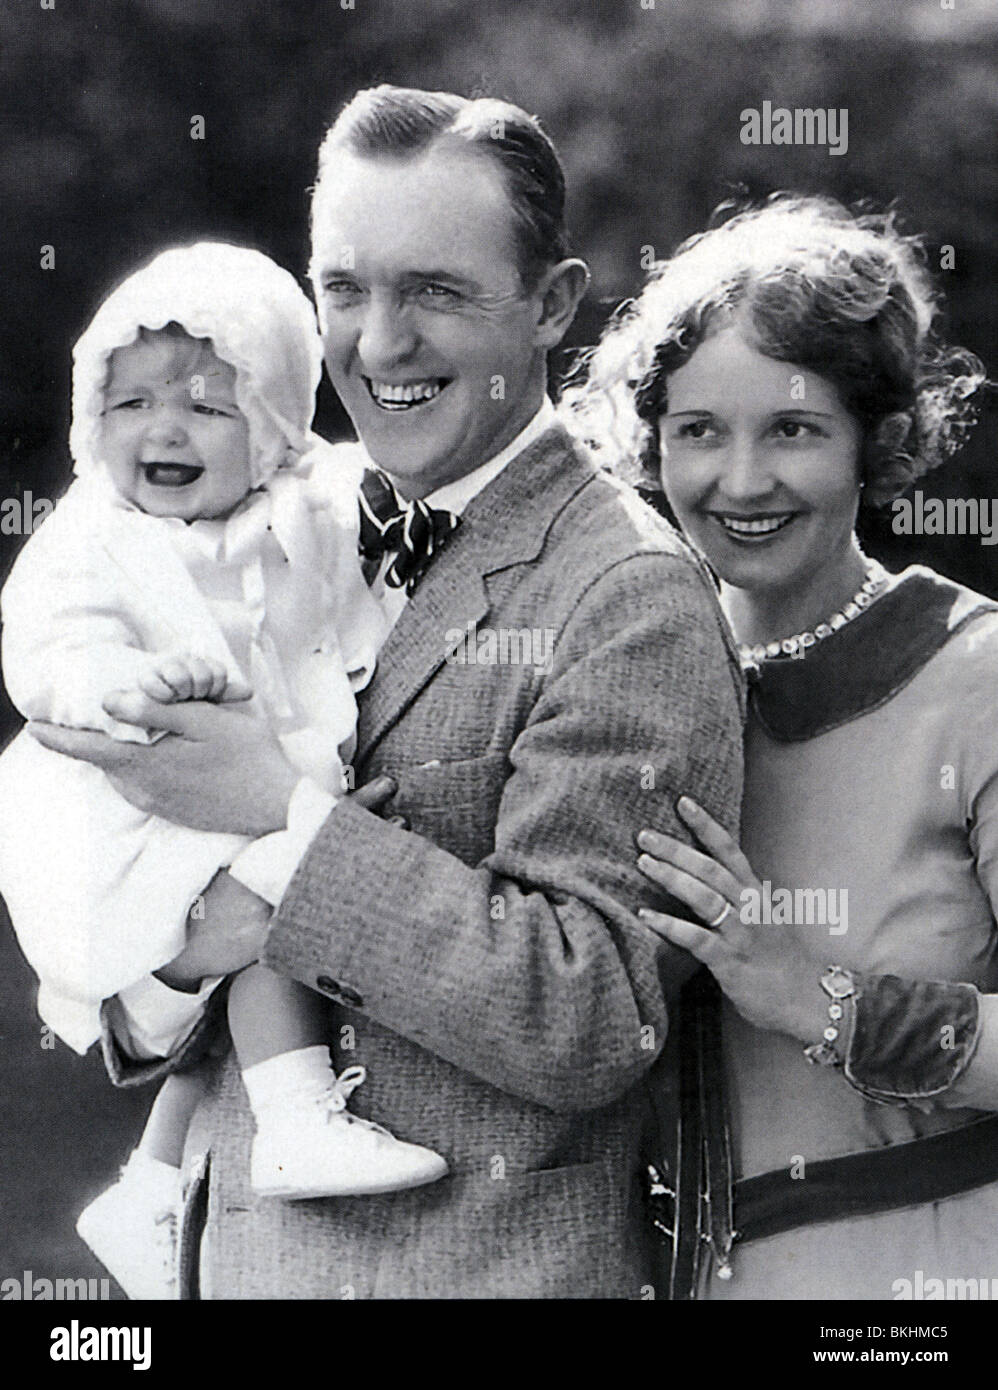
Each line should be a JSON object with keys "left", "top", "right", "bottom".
{"left": 311, "top": 84, "right": 571, "bottom": 290}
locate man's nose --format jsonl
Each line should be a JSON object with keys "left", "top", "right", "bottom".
{"left": 355, "top": 295, "right": 419, "bottom": 370}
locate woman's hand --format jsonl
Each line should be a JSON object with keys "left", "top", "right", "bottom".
{"left": 636, "top": 797, "right": 827, "bottom": 1042}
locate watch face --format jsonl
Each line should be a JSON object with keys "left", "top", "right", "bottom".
{"left": 823, "top": 966, "right": 855, "bottom": 999}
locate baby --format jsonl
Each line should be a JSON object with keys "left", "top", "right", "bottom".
{"left": 0, "top": 243, "right": 447, "bottom": 1299}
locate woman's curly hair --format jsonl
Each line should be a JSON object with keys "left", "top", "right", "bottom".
{"left": 559, "top": 194, "right": 985, "bottom": 507}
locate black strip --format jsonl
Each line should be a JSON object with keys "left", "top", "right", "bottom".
{"left": 697, "top": 972, "right": 735, "bottom": 1271}
{"left": 178, "top": 1151, "right": 210, "bottom": 1302}
{"left": 669, "top": 973, "right": 707, "bottom": 1299}
{"left": 734, "top": 1114, "right": 998, "bottom": 1247}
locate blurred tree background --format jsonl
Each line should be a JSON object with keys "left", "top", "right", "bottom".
{"left": 0, "top": 0, "right": 996, "bottom": 1294}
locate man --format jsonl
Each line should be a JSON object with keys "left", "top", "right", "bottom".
{"left": 36, "top": 86, "right": 743, "bottom": 1298}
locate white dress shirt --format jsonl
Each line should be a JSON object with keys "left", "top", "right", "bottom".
{"left": 114, "top": 398, "right": 558, "bottom": 1058}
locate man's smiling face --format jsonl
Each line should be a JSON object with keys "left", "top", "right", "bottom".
{"left": 310, "top": 140, "right": 550, "bottom": 497}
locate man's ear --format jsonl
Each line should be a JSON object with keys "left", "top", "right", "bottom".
{"left": 533, "top": 258, "right": 590, "bottom": 349}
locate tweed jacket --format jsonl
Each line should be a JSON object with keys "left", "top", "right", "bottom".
{"left": 104, "top": 424, "right": 745, "bottom": 1299}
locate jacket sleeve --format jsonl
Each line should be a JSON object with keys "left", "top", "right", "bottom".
{"left": 263, "top": 551, "right": 745, "bottom": 1113}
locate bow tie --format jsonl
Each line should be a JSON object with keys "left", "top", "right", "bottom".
{"left": 358, "top": 468, "right": 461, "bottom": 596}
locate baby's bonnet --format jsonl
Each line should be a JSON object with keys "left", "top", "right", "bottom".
{"left": 70, "top": 242, "right": 324, "bottom": 489}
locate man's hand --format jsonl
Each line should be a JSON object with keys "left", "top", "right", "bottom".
{"left": 153, "top": 776, "right": 397, "bottom": 987}
{"left": 29, "top": 693, "right": 297, "bottom": 837}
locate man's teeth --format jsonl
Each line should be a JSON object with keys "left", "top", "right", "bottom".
{"left": 718, "top": 514, "right": 794, "bottom": 537}
{"left": 367, "top": 379, "right": 444, "bottom": 410}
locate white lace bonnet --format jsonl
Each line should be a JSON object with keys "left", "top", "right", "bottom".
{"left": 69, "top": 242, "right": 324, "bottom": 488}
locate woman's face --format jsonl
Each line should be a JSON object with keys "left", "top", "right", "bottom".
{"left": 657, "top": 327, "right": 863, "bottom": 596}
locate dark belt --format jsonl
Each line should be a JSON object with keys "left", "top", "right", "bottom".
{"left": 735, "top": 1112, "right": 998, "bottom": 1247}
{"left": 659, "top": 974, "right": 998, "bottom": 1298}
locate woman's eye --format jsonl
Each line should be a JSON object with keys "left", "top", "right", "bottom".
{"left": 675, "top": 420, "right": 715, "bottom": 441}
{"left": 192, "top": 404, "right": 233, "bottom": 418}
{"left": 773, "top": 419, "right": 818, "bottom": 440}
{"left": 108, "top": 398, "right": 147, "bottom": 411}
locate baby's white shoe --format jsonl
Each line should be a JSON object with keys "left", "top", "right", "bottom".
{"left": 75, "top": 1151, "right": 180, "bottom": 1300}
{"left": 249, "top": 1065, "right": 449, "bottom": 1198}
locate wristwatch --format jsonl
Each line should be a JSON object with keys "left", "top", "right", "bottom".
{"left": 804, "top": 964, "right": 857, "bottom": 1067}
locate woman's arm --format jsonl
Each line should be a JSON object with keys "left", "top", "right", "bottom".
{"left": 636, "top": 798, "right": 998, "bottom": 1111}
{"left": 945, "top": 998, "right": 998, "bottom": 1108}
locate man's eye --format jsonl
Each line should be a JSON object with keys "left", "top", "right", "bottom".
{"left": 192, "top": 403, "right": 233, "bottom": 417}
{"left": 415, "top": 283, "right": 461, "bottom": 305}
{"left": 322, "top": 279, "right": 362, "bottom": 299}
{"left": 108, "top": 398, "right": 147, "bottom": 411}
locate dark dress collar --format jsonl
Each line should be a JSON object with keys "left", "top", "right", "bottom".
{"left": 748, "top": 565, "right": 998, "bottom": 742}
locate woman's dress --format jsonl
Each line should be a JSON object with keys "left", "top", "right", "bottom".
{"left": 704, "top": 565, "right": 998, "bottom": 1299}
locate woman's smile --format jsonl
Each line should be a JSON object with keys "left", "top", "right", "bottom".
{"left": 707, "top": 510, "right": 799, "bottom": 541}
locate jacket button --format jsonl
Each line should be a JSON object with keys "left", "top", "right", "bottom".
{"left": 386, "top": 814, "right": 410, "bottom": 830}
{"left": 315, "top": 976, "right": 364, "bottom": 1009}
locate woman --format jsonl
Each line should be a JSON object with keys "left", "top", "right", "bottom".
{"left": 562, "top": 195, "right": 998, "bottom": 1299}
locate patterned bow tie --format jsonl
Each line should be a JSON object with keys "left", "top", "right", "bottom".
{"left": 358, "top": 468, "right": 461, "bottom": 596}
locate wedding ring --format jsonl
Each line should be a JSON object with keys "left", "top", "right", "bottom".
{"left": 706, "top": 902, "right": 732, "bottom": 928}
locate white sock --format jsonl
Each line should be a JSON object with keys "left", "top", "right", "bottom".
{"left": 242, "top": 1044, "right": 334, "bottom": 1120}
{"left": 123, "top": 1150, "right": 183, "bottom": 1210}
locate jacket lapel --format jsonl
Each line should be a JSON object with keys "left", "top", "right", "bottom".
{"left": 356, "top": 548, "right": 489, "bottom": 755}
{"left": 356, "top": 424, "right": 594, "bottom": 757}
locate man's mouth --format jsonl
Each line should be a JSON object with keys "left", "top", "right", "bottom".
{"left": 141, "top": 463, "right": 204, "bottom": 488}
{"left": 364, "top": 378, "right": 449, "bottom": 411}
{"left": 711, "top": 512, "right": 797, "bottom": 540}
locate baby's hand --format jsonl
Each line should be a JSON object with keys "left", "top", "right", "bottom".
{"left": 134, "top": 654, "right": 253, "bottom": 705}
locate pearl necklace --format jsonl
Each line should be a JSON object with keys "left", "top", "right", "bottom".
{"left": 737, "top": 563, "right": 889, "bottom": 667}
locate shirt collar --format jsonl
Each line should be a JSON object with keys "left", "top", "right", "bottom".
{"left": 381, "top": 397, "right": 557, "bottom": 517}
